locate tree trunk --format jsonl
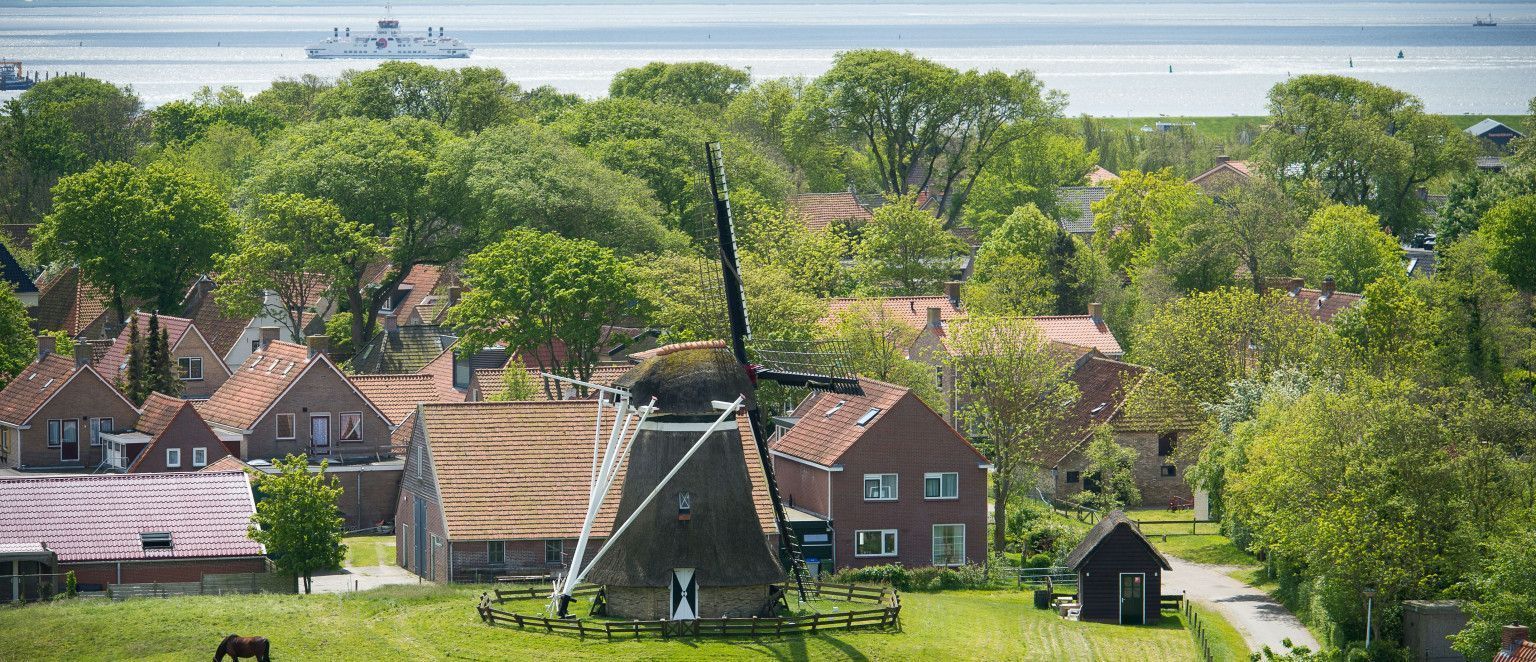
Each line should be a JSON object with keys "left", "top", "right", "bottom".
{"left": 992, "top": 476, "right": 1009, "bottom": 555}
{"left": 348, "top": 286, "right": 366, "bottom": 353}
{"left": 303, "top": 573, "right": 312, "bottom": 594}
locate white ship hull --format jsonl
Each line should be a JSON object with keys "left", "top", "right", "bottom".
{"left": 307, "top": 19, "right": 472, "bottom": 59}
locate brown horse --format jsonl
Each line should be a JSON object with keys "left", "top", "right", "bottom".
{"left": 213, "top": 635, "right": 270, "bottom": 662}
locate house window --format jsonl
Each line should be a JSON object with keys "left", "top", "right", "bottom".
{"left": 935, "top": 365, "right": 944, "bottom": 389}
{"left": 488, "top": 541, "right": 505, "bottom": 565}
{"left": 1065, "top": 471, "right": 1081, "bottom": 484}
{"left": 1161, "top": 465, "right": 1178, "bottom": 477}
{"left": 932, "top": 524, "right": 966, "bottom": 566}
{"left": 166, "top": 448, "right": 182, "bottom": 468}
{"left": 924, "top": 472, "right": 959, "bottom": 499}
{"left": 0, "top": 428, "right": 9, "bottom": 463}
{"left": 251, "top": 339, "right": 261, "bottom": 354}
{"left": 177, "top": 356, "right": 203, "bottom": 381}
{"left": 854, "top": 529, "right": 898, "bottom": 557}
{"left": 276, "top": 413, "right": 296, "bottom": 440}
{"left": 89, "top": 417, "right": 113, "bottom": 447}
{"left": 47, "top": 419, "right": 77, "bottom": 448}
{"left": 415, "top": 444, "right": 424, "bottom": 479}
{"left": 140, "top": 532, "right": 173, "bottom": 550}
{"left": 339, "top": 412, "right": 363, "bottom": 442}
{"left": 863, "top": 474, "right": 897, "bottom": 501}
{"left": 1158, "top": 432, "right": 1177, "bottom": 456}
{"left": 545, "top": 540, "right": 563, "bottom": 565}
{"left": 192, "top": 447, "right": 208, "bottom": 468}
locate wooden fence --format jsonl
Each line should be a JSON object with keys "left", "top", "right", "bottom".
{"left": 1182, "top": 599, "right": 1216, "bottom": 662}
{"left": 108, "top": 570, "right": 294, "bottom": 601}
{"left": 477, "top": 583, "right": 901, "bottom": 639}
{"left": 1131, "top": 519, "right": 1220, "bottom": 537}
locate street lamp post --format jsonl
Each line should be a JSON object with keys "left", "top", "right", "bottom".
{"left": 1362, "top": 587, "right": 1377, "bottom": 649}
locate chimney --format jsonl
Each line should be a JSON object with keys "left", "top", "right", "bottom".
{"left": 926, "top": 307, "right": 942, "bottom": 331}
{"left": 447, "top": 285, "right": 462, "bottom": 307}
{"left": 258, "top": 326, "right": 281, "bottom": 350}
{"left": 1216, "top": 155, "right": 1232, "bottom": 163}
{"left": 1088, "top": 302, "right": 1104, "bottom": 324}
{"left": 1503, "top": 625, "right": 1529, "bottom": 655}
{"left": 74, "top": 341, "right": 92, "bottom": 368}
{"left": 306, "top": 334, "right": 329, "bottom": 360}
{"left": 944, "top": 281, "right": 962, "bottom": 308}
{"left": 36, "top": 335, "right": 55, "bottom": 361}
{"left": 384, "top": 312, "right": 399, "bottom": 338}
{"left": 1320, "top": 276, "right": 1336, "bottom": 299}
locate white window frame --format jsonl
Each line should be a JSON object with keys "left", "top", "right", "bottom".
{"left": 487, "top": 541, "right": 505, "bottom": 565}
{"left": 924, "top": 472, "right": 959, "bottom": 500}
{"left": 932, "top": 524, "right": 966, "bottom": 566}
{"left": 854, "top": 529, "right": 898, "bottom": 558}
{"left": 339, "top": 412, "right": 363, "bottom": 442}
{"left": 275, "top": 413, "right": 296, "bottom": 440}
{"left": 177, "top": 356, "right": 204, "bottom": 381}
{"left": 166, "top": 448, "right": 182, "bottom": 468}
{"left": 89, "top": 417, "right": 113, "bottom": 447}
{"left": 192, "top": 447, "right": 208, "bottom": 467}
{"left": 863, "top": 473, "right": 897, "bottom": 501}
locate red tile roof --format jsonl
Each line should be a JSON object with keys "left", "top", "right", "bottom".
{"left": 773, "top": 378, "right": 986, "bottom": 468}
{"left": 94, "top": 313, "right": 194, "bottom": 384}
{"left": 1289, "top": 287, "right": 1363, "bottom": 323}
{"left": 182, "top": 278, "right": 252, "bottom": 359}
{"left": 1086, "top": 166, "right": 1120, "bottom": 185}
{"left": 199, "top": 455, "right": 254, "bottom": 474}
{"left": 350, "top": 373, "right": 455, "bottom": 425}
{"left": 789, "top": 192, "right": 873, "bottom": 231}
{"left": 1497, "top": 640, "right": 1536, "bottom": 662}
{"left": 823, "top": 298, "right": 1123, "bottom": 357}
{"left": 33, "top": 267, "right": 116, "bottom": 338}
{"left": 1189, "top": 160, "right": 1255, "bottom": 188}
{"left": 419, "top": 401, "right": 775, "bottom": 541}
{"left": 133, "top": 392, "right": 187, "bottom": 437}
{"left": 1039, "top": 356, "right": 1147, "bottom": 466}
{"left": 126, "top": 398, "right": 229, "bottom": 474}
{"left": 392, "top": 264, "right": 452, "bottom": 325}
{"left": 415, "top": 347, "right": 468, "bottom": 402}
{"left": 197, "top": 341, "right": 314, "bottom": 432}
{"left": 0, "top": 471, "right": 264, "bottom": 563}
{"left": 1028, "top": 316, "right": 1125, "bottom": 357}
{"left": 0, "top": 354, "right": 130, "bottom": 426}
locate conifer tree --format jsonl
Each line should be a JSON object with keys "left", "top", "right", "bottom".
{"left": 153, "top": 325, "right": 180, "bottom": 397}
{"left": 123, "top": 321, "right": 146, "bottom": 405}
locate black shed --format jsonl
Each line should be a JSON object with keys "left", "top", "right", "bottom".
{"left": 1065, "top": 510, "right": 1172, "bottom": 625}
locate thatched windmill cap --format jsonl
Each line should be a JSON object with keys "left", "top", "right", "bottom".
{"left": 616, "top": 344, "right": 756, "bottom": 418}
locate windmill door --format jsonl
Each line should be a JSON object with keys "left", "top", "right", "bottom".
{"left": 670, "top": 568, "right": 698, "bottom": 620}
{"left": 1120, "top": 573, "right": 1145, "bottom": 625}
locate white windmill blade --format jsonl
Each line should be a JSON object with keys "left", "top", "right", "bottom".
{"left": 540, "top": 372, "right": 631, "bottom": 399}
{"left": 559, "top": 395, "right": 657, "bottom": 602}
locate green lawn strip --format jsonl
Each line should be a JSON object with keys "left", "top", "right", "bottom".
{"left": 342, "top": 535, "right": 396, "bottom": 567}
{"left": 1187, "top": 602, "right": 1251, "bottom": 662}
{"left": 0, "top": 585, "right": 1213, "bottom": 661}
{"left": 1088, "top": 114, "right": 1526, "bottom": 140}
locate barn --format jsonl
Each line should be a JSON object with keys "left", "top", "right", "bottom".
{"left": 1064, "top": 510, "right": 1172, "bottom": 625}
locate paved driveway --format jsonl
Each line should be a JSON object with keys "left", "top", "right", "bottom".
{"left": 309, "top": 564, "right": 423, "bottom": 594}
{"left": 1161, "top": 556, "right": 1320, "bottom": 654}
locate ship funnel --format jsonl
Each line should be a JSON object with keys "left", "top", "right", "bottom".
{"left": 345, "top": 27, "right": 350, "bottom": 36}
{"left": 333, "top": 27, "right": 338, "bottom": 37}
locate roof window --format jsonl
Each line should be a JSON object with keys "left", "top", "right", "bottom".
{"left": 855, "top": 408, "right": 881, "bottom": 426}
{"left": 824, "top": 400, "right": 846, "bottom": 417}
{"left": 140, "top": 532, "right": 173, "bottom": 550}
{"left": 1090, "top": 402, "right": 1108, "bottom": 414}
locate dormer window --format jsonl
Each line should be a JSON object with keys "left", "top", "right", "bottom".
{"left": 140, "top": 532, "right": 173, "bottom": 550}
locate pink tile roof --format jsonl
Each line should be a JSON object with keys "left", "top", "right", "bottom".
{"left": 823, "top": 297, "right": 1123, "bottom": 357}
{"left": 94, "top": 313, "right": 194, "bottom": 384}
{"left": 789, "top": 192, "right": 873, "bottom": 231}
{"left": 0, "top": 471, "right": 264, "bottom": 563}
{"left": 1086, "top": 166, "right": 1120, "bottom": 185}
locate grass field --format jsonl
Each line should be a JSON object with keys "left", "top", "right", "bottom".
{"left": 1091, "top": 114, "right": 1527, "bottom": 140}
{"left": 1123, "top": 509, "right": 1259, "bottom": 568}
{"left": 0, "top": 584, "right": 1239, "bottom": 661}
{"left": 342, "top": 535, "right": 396, "bottom": 567}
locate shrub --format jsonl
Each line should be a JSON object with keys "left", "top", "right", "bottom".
{"left": 65, "top": 571, "right": 76, "bottom": 598}
{"left": 1026, "top": 552, "right": 1054, "bottom": 569}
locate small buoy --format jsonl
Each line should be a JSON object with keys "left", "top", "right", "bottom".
{"left": 1397, "top": 50, "right": 1405, "bottom": 59}
{"left": 1168, "top": 65, "right": 1173, "bottom": 73}
{"left": 1349, "top": 57, "right": 1354, "bottom": 68}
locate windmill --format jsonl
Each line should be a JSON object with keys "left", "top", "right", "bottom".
{"left": 547, "top": 143, "right": 861, "bottom": 620}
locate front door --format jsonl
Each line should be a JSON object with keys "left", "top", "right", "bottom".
{"left": 58, "top": 420, "right": 79, "bottom": 463}
{"left": 670, "top": 568, "right": 698, "bottom": 620}
{"left": 1120, "top": 573, "right": 1145, "bottom": 624}
{"left": 414, "top": 496, "right": 427, "bottom": 577}
{"left": 310, "top": 414, "right": 331, "bottom": 453}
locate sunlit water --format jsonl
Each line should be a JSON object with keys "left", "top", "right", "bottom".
{"left": 1, "top": 1, "right": 1533, "bottom": 114}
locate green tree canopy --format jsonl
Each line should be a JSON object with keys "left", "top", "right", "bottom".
{"left": 610, "top": 61, "right": 751, "bottom": 108}
{"left": 962, "top": 129, "right": 1095, "bottom": 236}
{"left": 633, "top": 251, "right": 825, "bottom": 345}
{"left": 1478, "top": 194, "right": 1536, "bottom": 292}
{"left": 1292, "top": 204, "right": 1403, "bottom": 293}
{"left": 854, "top": 195, "right": 967, "bottom": 295}
{"left": 1091, "top": 169, "right": 1218, "bottom": 285}
{"left": 823, "top": 300, "right": 942, "bottom": 408}
{"left": 248, "top": 454, "right": 347, "bottom": 594}
{"left": 735, "top": 190, "right": 851, "bottom": 298}
{"left": 965, "top": 204, "right": 1072, "bottom": 316}
{"left": 33, "top": 161, "right": 235, "bottom": 321}
{"left": 1, "top": 76, "right": 145, "bottom": 223}
{"left": 725, "top": 76, "right": 866, "bottom": 192}
{"left": 0, "top": 283, "right": 36, "bottom": 388}
{"left": 316, "top": 62, "right": 525, "bottom": 134}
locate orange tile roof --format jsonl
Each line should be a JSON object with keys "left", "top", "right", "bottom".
{"left": 199, "top": 455, "right": 253, "bottom": 474}
{"left": 1027, "top": 316, "right": 1124, "bottom": 357}
{"left": 1038, "top": 356, "right": 1146, "bottom": 466}
{"left": 1189, "top": 160, "right": 1255, "bottom": 187}
{"left": 420, "top": 401, "right": 775, "bottom": 541}
{"left": 475, "top": 363, "right": 633, "bottom": 401}
{"left": 133, "top": 392, "right": 187, "bottom": 437}
{"left": 1498, "top": 640, "right": 1536, "bottom": 662}
{"left": 350, "top": 373, "right": 454, "bottom": 425}
{"left": 0, "top": 354, "right": 82, "bottom": 426}
{"left": 1086, "top": 165, "right": 1120, "bottom": 185}
{"left": 1289, "top": 287, "right": 1363, "bottom": 323}
{"left": 33, "top": 267, "right": 116, "bottom": 338}
{"left": 125, "top": 400, "right": 228, "bottom": 474}
{"left": 789, "top": 192, "right": 873, "bottom": 231}
{"left": 415, "top": 347, "right": 468, "bottom": 402}
{"left": 393, "top": 264, "right": 451, "bottom": 325}
{"left": 94, "top": 313, "right": 194, "bottom": 384}
{"left": 182, "top": 280, "right": 252, "bottom": 359}
{"left": 197, "top": 341, "right": 314, "bottom": 432}
{"left": 823, "top": 298, "right": 1123, "bottom": 357}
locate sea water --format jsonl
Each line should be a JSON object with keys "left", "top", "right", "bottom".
{"left": 0, "top": 0, "right": 1533, "bottom": 114}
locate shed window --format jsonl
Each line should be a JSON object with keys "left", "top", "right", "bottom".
{"left": 487, "top": 541, "right": 504, "bottom": 565}
{"left": 1158, "top": 432, "right": 1177, "bottom": 456}
{"left": 855, "top": 408, "right": 881, "bottom": 426}
{"left": 932, "top": 524, "right": 965, "bottom": 566}
{"left": 544, "top": 539, "right": 563, "bottom": 565}
{"left": 276, "top": 413, "right": 296, "bottom": 440}
{"left": 1065, "top": 471, "right": 1081, "bottom": 484}
{"left": 863, "top": 474, "right": 897, "bottom": 501}
{"left": 140, "top": 532, "right": 173, "bottom": 550}
{"left": 854, "top": 529, "right": 898, "bottom": 557}
{"left": 924, "top": 472, "right": 958, "bottom": 499}
{"left": 178, "top": 356, "right": 203, "bottom": 380}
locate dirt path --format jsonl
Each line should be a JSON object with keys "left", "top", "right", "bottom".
{"left": 309, "top": 564, "right": 423, "bottom": 594}
{"left": 1160, "top": 556, "right": 1319, "bottom": 655}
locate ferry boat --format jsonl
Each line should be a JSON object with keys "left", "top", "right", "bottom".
{"left": 0, "top": 61, "right": 36, "bottom": 91}
{"left": 1474, "top": 15, "right": 1497, "bottom": 27}
{"left": 306, "top": 17, "right": 471, "bottom": 59}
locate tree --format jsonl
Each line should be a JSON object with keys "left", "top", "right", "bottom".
{"left": 726, "top": 77, "right": 865, "bottom": 192}
{"left": 947, "top": 317, "right": 1080, "bottom": 554}
{"left": 151, "top": 123, "right": 263, "bottom": 200}
{"left": 0, "top": 77, "right": 144, "bottom": 224}
{"left": 33, "top": 161, "right": 235, "bottom": 321}
{"left": 854, "top": 195, "right": 967, "bottom": 295}
{"left": 965, "top": 204, "right": 1059, "bottom": 316}
{"left": 1091, "top": 169, "right": 1211, "bottom": 278}
{"left": 120, "top": 313, "right": 181, "bottom": 405}
{"left": 1210, "top": 178, "right": 1321, "bottom": 293}
{"left": 244, "top": 116, "right": 455, "bottom": 352}
{"left": 485, "top": 357, "right": 541, "bottom": 402}
{"left": 248, "top": 454, "right": 346, "bottom": 594}
{"left": 610, "top": 61, "right": 751, "bottom": 108}
{"left": 1334, "top": 276, "right": 1443, "bottom": 381}
{"left": 962, "top": 130, "right": 1095, "bottom": 236}
{"left": 824, "top": 300, "right": 942, "bottom": 408}
{"left": 1130, "top": 287, "right": 1327, "bottom": 404}
{"left": 1452, "top": 524, "right": 1536, "bottom": 661}
{"left": 1479, "top": 195, "right": 1536, "bottom": 292}
{"left": 428, "top": 123, "right": 680, "bottom": 254}
{"left": 633, "top": 251, "right": 825, "bottom": 345}
{"left": 0, "top": 283, "right": 35, "bottom": 387}
{"left": 447, "top": 229, "right": 635, "bottom": 396}
{"left": 215, "top": 194, "right": 380, "bottom": 343}
{"left": 316, "top": 63, "right": 524, "bottom": 134}
{"left": 250, "top": 74, "right": 333, "bottom": 124}
{"left": 1258, "top": 75, "right": 1474, "bottom": 234}
{"left": 1078, "top": 426, "right": 1140, "bottom": 511}
{"left": 736, "top": 190, "right": 851, "bottom": 298}
{"left": 1292, "top": 204, "right": 1403, "bottom": 294}
{"left": 148, "top": 87, "right": 282, "bottom": 146}
{"left": 123, "top": 322, "right": 146, "bottom": 405}
{"left": 1436, "top": 170, "right": 1536, "bottom": 245}
{"left": 1421, "top": 232, "right": 1536, "bottom": 386}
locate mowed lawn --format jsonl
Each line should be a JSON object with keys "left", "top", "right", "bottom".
{"left": 342, "top": 535, "right": 396, "bottom": 567}
{"left": 1123, "top": 508, "right": 1259, "bottom": 568}
{"left": 0, "top": 585, "right": 1216, "bottom": 661}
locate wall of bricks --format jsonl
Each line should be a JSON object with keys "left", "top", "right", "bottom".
{"left": 330, "top": 467, "right": 402, "bottom": 531}
{"left": 244, "top": 357, "right": 392, "bottom": 461}
{"left": 16, "top": 370, "right": 138, "bottom": 469}
{"left": 65, "top": 557, "right": 269, "bottom": 588}
{"left": 1049, "top": 430, "right": 1193, "bottom": 507}
{"left": 772, "top": 455, "right": 830, "bottom": 518}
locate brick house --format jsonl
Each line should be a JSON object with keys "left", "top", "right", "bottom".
{"left": 101, "top": 392, "right": 234, "bottom": 473}
{"left": 181, "top": 275, "right": 335, "bottom": 372}
{"left": 770, "top": 379, "right": 990, "bottom": 572}
{"left": 31, "top": 267, "right": 122, "bottom": 340}
{"left": 93, "top": 312, "right": 233, "bottom": 399}
{"left": 395, "top": 401, "right": 775, "bottom": 583}
{"left": 0, "top": 471, "right": 268, "bottom": 591}
{"left": 1188, "top": 157, "right": 1254, "bottom": 196}
{"left": 0, "top": 338, "right": 139, "bottom": 470}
